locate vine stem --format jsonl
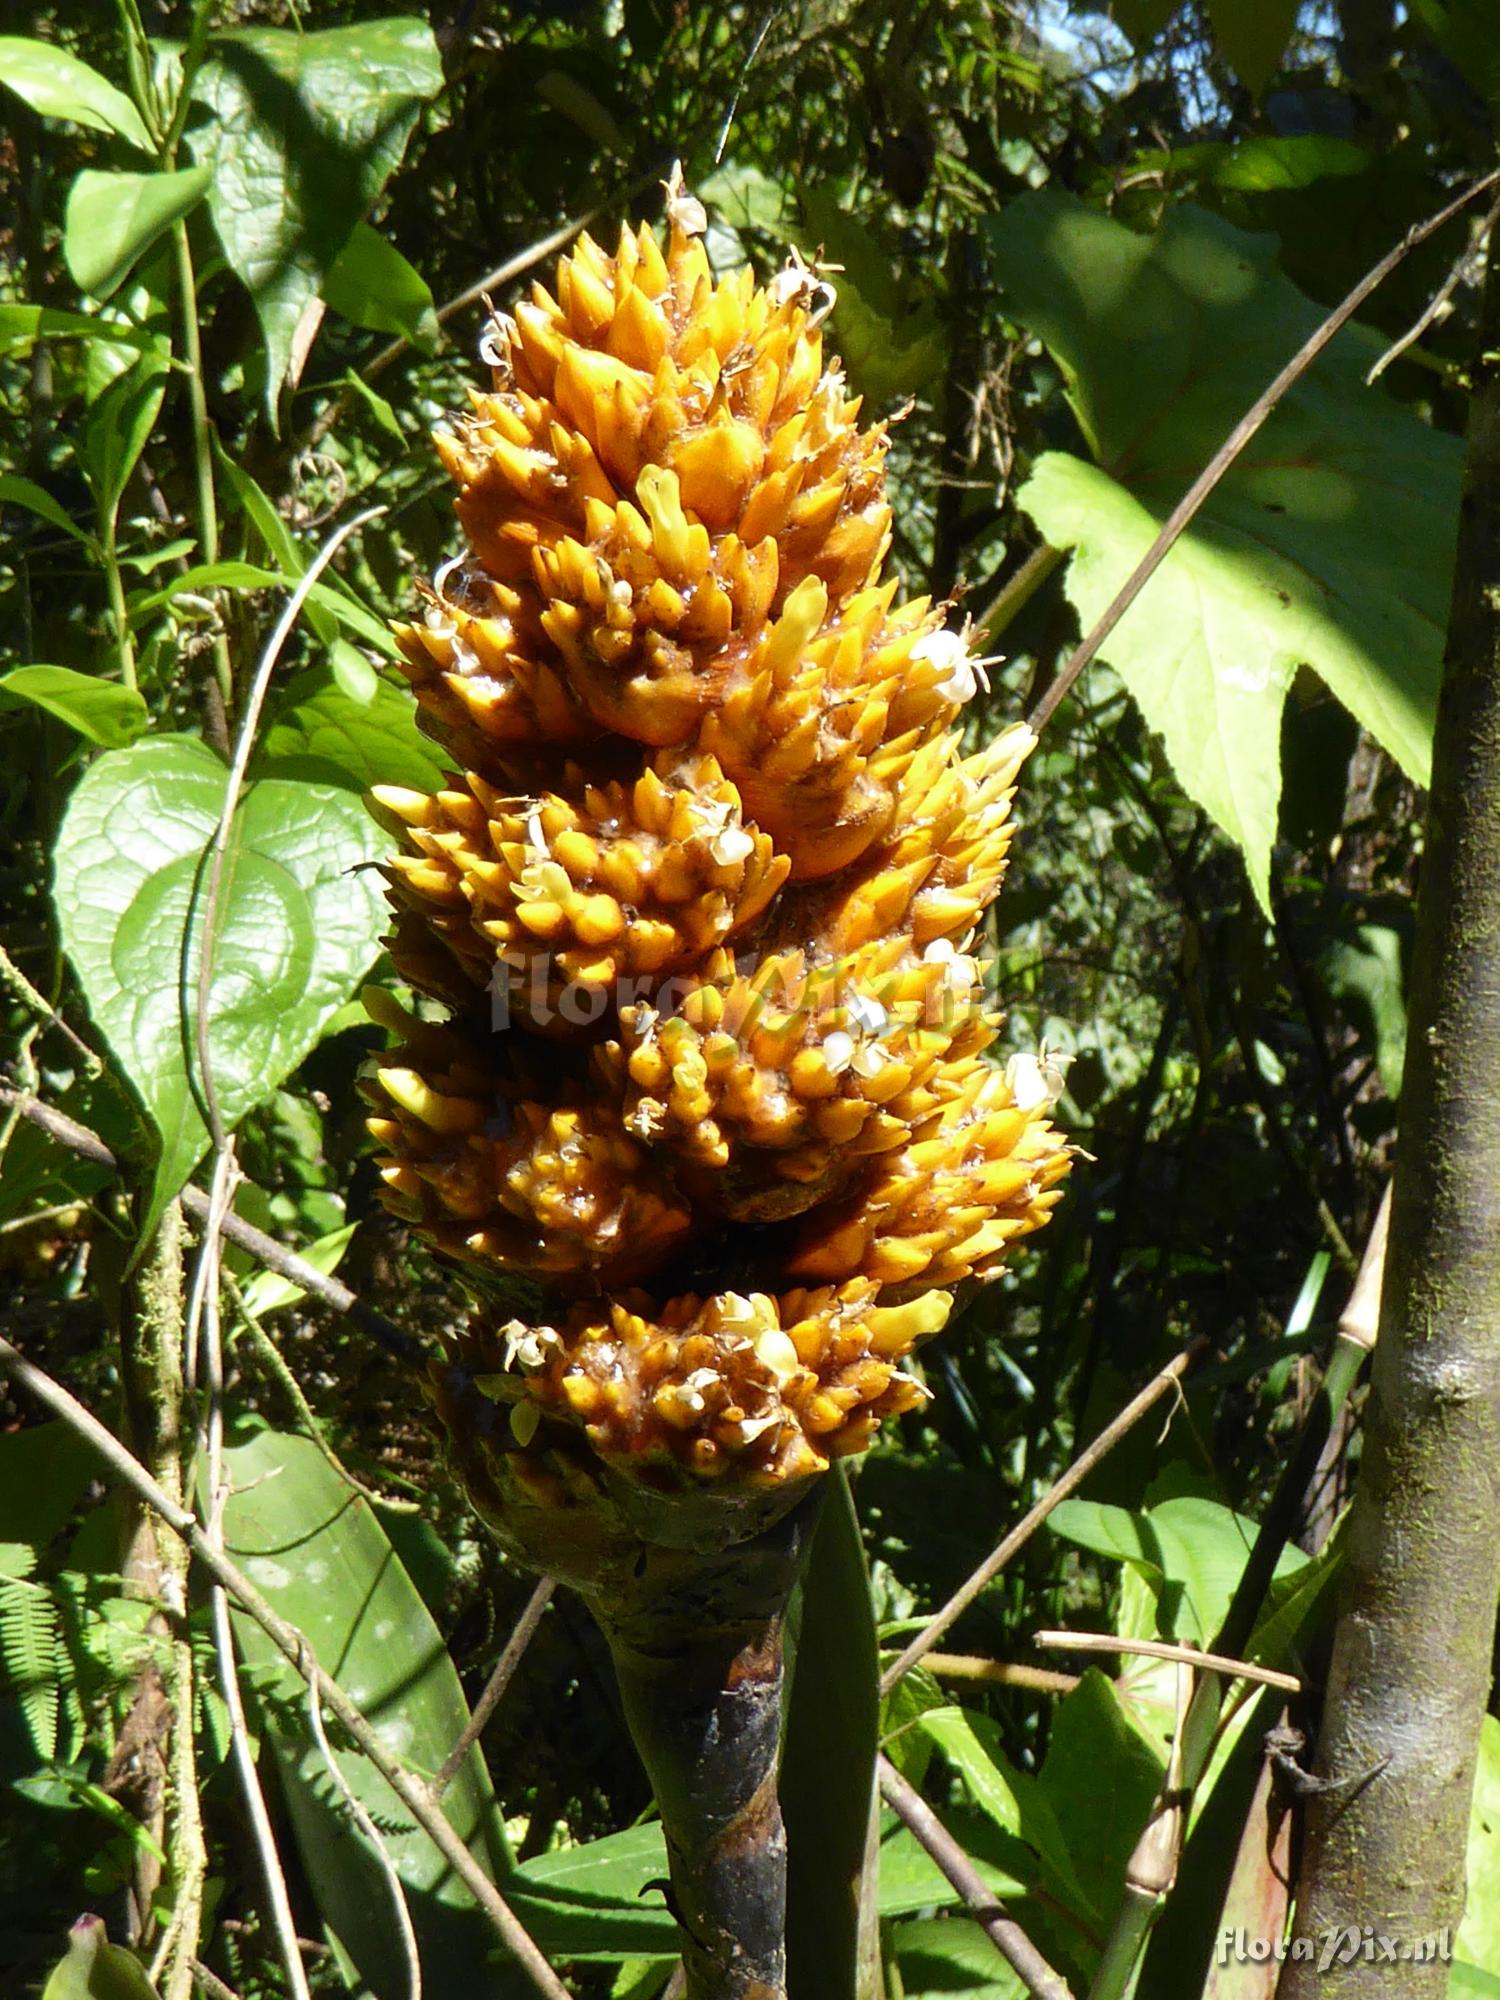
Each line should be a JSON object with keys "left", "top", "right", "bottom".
{"left": 171, "top": 223, "right": 233, "bottom": 715}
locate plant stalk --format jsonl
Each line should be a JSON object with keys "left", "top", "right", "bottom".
{"left": 591, "top": 1485, "right": 827, "bottom": 2000}
{"left": 1278, "top": 213, "right": 1500, "bottom": 2000}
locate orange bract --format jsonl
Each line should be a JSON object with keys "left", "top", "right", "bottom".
{"left": 366, "top": 180, "right": 1070, "bottom": 1496}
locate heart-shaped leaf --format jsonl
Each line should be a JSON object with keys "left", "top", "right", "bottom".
{"left": 187, "top": 19, "right": 442, "bottom": 412}
{"left": 54, "top": 735, "right": 388, "bottom": 1234}
{"left": 64, "top": 166, "right": 213, "bottom": 299}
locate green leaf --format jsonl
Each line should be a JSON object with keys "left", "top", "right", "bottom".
{"left": 1458, "top": 1715, "right": 1500, "bottom": 1974}
{"left": 1451, "top": 1969, "right": 1500, "bottom": 1999}
{"left": 40, "top": 1918, "right": 161, "bottom": 2000}
{"left": 1021, "top": 454, "right": 1293, "bottom": 908}
{"left": 1048, "top": 1495, "right": 1305, "bottom": 1645}
{"left": 239, "top": 1221, "right": 356, "bottom": 1317}
{"left": 782, "top": 1465, "right": 880, "bottom": 2000}
{"left": 340, "top": 365, "right": 405, "bottom": 440}
{"left": 260, "top": 660, "right": 449, "bottom": 792}
{"left": 1106, "top": 0, "right": 1177, "bottom": 46}
{"left": 80, "top": 350, "right": 171, "bottom": 523}
{"left": 0, "top": 474, "right": 96, "bottom": 548}
{"left": 188, "top": 19, "right": 443, "bottom": 411}
{"left": 0, "top": 304, "right": 154, "bottom": 359}
{"left": 990, "top": 193, "right": 1459, "bottom": 905}
{"left": 214, "top": 453, "right": 338, "bottom": 644}
{"left": 63, "top": 167, "right": 212, "bottom": 300}
{"left": 1, "top": 667, "right": 148, "bottom": 748}
{"left": 892, "top": 1917, "right": 1028, "bottom": 1998}
{"left": 1206, "top": 0, "right": 1299, "bottom": 93}
{"left": 797, "top": 190, "right": 946, "bottom": 405}
{"left": 1036, "top": 1670, "right": 1166, "bottom": 1937}
{"left": 219, "top": 1426, "right": 514, "bottom": 1991}
{"left": 53, "top": 736, "right": 388, "bottom": 1236}
{"left": 1318, "top": 922, "right": 1407, "bottom": 1098}
{"left": 0, "top": 37, "right": 152, "bottom": 149}
{"left": 918, "top": 1706, "right": 1100, "bottom": 1927}
{"left": 322, "top": 221, "right": 439, "bottom": 350}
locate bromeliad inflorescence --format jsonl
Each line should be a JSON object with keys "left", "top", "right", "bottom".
{"left": 362, "top": 174, "right": 1070, "bottom": 1566}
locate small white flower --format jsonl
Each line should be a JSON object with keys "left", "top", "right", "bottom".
{"left": 663, "top": 161, "right": 707, "bottom": 238}
{"left": 499, "top": 1319, "right": 563, "bottom": 1372}
{"left": 823, "top": 1030, "right": 856, "bottom": 1076}
{"left": 710, "top": 824, "right": 755, "bottom": 866}
{"left": 912, "top": 627, "right": 1002, "bottom": 705}
{"left": 1005, "top": 1047, "right": 1071, "bottom": 1112}
{"left": 846, "top": 992, "right": 889, "bottom": 1037}
{"left": 478, "top": 311, "right": 517, "bottom": 371}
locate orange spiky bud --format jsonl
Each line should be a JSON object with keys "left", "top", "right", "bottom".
{"left": 368, "top": 179, "right": 1071, "bottom": 1537}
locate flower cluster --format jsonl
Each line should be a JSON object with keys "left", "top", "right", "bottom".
{"left": 365, "top": 178, "right": 1070, "bottom": 1516}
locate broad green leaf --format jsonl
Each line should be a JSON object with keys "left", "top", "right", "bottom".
{"left": 240, "top": 1221, "right": 356, "bottom": 1317}
{"left": 53, "top": 736, "right": 388, "bottom": 1235}
{"left": 1, "top": 667, "right": 148, "bottom": 748}
{"left": 1020, "top": 454, "right": 1293, "bottom": 908}
{"left": 0, "top": 474, "right": 95, "bottom": 548}
{"left": 322, "top": 221, "right": 439, "bottom": 349}
{"left": 80, "top": 350, "right": 171, "bottom": 523}
{"left": 782, "top": 1466, "right": 880, "bottom": 2000}
{"left": 0, "top": 1424, "right": 98, "bottom": 1550}
{"left": 1036, "top": 1670, "right": 1165, "bottom": 1935}
{"left": 919, "top": 1707, "right": 1100, "bottom": 1926}
{"left": 1048, "top": 1495, "right": 1305, "bottom": 1645}
{"left": 990, "top": 194, "right": 1460, "bottom": 905}
{"left": 188, "top": 20, "right": 443, "bottom": 410}
{"left": 64, "top": 167, "right": 212, "bottom": 300}
{"left": 340, "top": 365, "right": 405, "bottom": 440}
{"left": 219, "top": 1427, "right": 514, "bottom": 1993}
{"left": 1457, "top": 1715, "right": 1500, "bottom": 1974}
{"left": 1451, "top": 1970, "right": 1500, "bottom": 1999}
{"left": 1206, "top": 0, "right": 1299, "bottom": 93}
{"left": 1411, "top": 0, "right": 1500, "bottom": 104}
{"left": 892, "top": 1917, "right": 1027, "bottom": 1999}
{"left": 40, "top": 1918, "right": 161, "bottom": 2000}
{"left": 260, "top": 660, "right": 449, "bottom": 792}
{"left": 0, "top": 37, "right": 152, "bottom": 149}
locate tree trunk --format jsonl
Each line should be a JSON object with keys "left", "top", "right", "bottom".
{"left": 1279, "top": 228, "right": 1500, "bottom": 1996}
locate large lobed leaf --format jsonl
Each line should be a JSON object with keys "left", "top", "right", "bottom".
{"left": 989, "top": 191, "right": 1460, "bottom": 907}
{"left": 187, "top": 19, "right": 443, "bottom": 410}
{"left": 53, "top": 735, "right": 387, "bottom": 1235}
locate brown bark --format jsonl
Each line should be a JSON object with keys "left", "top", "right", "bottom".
{"left": 1279, "top": 226, "right": 1500, "bottom": 1997}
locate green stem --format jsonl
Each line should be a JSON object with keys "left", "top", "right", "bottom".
{"left": 975, "top": 541, "right": 1063, "bottom": 647}
{"left": 102, "top": 512, "right": 138, "bottom": 690}
{"left": 172, "top": 222, "right": 233, "bottom": 713}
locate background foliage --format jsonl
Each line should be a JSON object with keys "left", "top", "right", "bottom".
{"left": 3, "top": 1, "right": 1500, "bottom": 1996}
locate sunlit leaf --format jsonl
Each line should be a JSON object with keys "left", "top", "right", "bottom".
{"left": 1, "top": 667, "right": 148, "bottom": 748}
{"left": 63, "top": 167, "right": 212, "bottom": 300}
{"left": 322, "top": 221, "right": 439, "bottom": 349}
{"left": 188, "top": 19, "right": 443, "bottom": 411}
{"left": 0, "top": 37, "right": 151, "bottom": 149}
{"left": 53, "top": 736, "right": 387, "bottom": 1237}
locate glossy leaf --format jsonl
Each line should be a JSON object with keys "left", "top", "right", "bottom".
{"left": 990, "top": 193, "right": 1459, "bottom": 907}
{"left": 0, "top": 305, "right": 150, "bottom": 357}
{"left": 53, "top": 736, "right": 387, "bottom": 1235}
{"left": 1, "top": 667, "right": 148, "bottom": 748}
{"left": 0, "top": 37, "right": 152, "bottom": 149}
{"left": 239, "top": 1221, "right": 356, "bottom": 1317}
{"left": 188, "top": 20, "right": 443, "bottom": 409}
{"left": 219, "top": 1426, "right": 514, "bottom": 1992}
{"left": 322, "top": 221, "right": 440, "bottom": 349}
{"left": 79, "top": 351, "right": 171, "bottom": 523}
{"left": 39, "top": 1917, "right": 160, "bottom": 2000}
{"left": 261, "top": 660, "right": 450, "bottom": 792}
{"left": 1318, "top": 922, "right": 1407, "bottom": 1098}
{"left": 63, "top": 167, "right": 212, "bottom": 300}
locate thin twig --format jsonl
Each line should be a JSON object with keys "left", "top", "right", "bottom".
{"left": 878, "top": 1755, "right": 1075, "bottom": 2000}
{"left": 921, "top": 1654, "right": 1079, "bottom": 1695}
{"left": 1366, "top": 194, "right": 1500, "bottom": 384}
{"left": 0, "top": 943, "right": 103, "bottom": 1075}
{"left": 431, "top": 1577, "right": 556, "bottom": 1799}
{"left": 1032, "top": 1630, "right": 1300, "bottom": 1694}
{"left": 303, "top": 1665, "right": 422, "bottom": 2000}
{"left": 880, "top": 1340, "right": 1205, "bottom": 1694}
{"left": 0, "top": 1334, "right": 571, "bottom": 2000}
{"left": 192, "top": 1964, "right": 241, "bottom": 2000}
{"left": 0, "top": 1085, "right": 420, "bottom": 1365}
{"left": 1027, "top": 163, "right": 1500, "bottom": 735}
